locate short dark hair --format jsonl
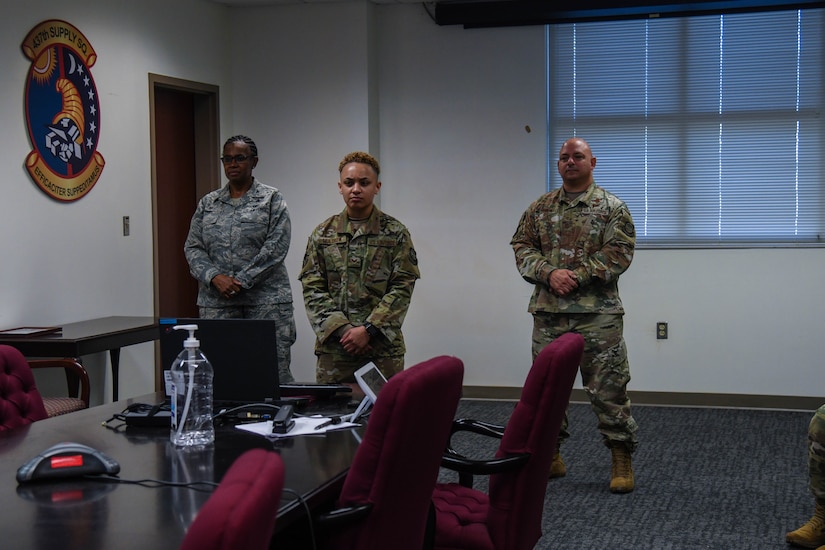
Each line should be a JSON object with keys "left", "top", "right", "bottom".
{"left": 338, "top": 151, "right": 380, "bottom": 176}
{"left": 224, "top": 135, "right": 258, "bottom": 157}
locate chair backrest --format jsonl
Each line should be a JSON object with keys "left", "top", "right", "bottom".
{"left": 332, "top": 355, "right": 465, "bottom": 550}
{"left": 0, "top": 345, "right": 48, "bottom": 432}
{"left": 486, "top": 332, "right": 584, "bottom": 550}
{"left": 180, "top": 448, "right": 285, "bottom": 550}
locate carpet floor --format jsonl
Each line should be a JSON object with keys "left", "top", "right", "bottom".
{"left": 438, "top": 399, "right": 816, "bottom": 550}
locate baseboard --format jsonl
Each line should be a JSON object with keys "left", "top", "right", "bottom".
{"left": 461, "top": 386, "right": 824, "bottom": 411}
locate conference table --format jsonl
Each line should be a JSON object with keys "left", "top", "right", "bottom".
{"left": 0, "top": 316, "right": 160, "bottom": 401}
{"left": 0, "top": 393, "right": 362, "bottom": 550}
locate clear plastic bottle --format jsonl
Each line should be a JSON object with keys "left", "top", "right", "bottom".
{"left": 170, "top": 324, "right": 214, "bottom": 446}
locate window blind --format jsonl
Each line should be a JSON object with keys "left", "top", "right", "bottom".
{"left": 547, "top": 8, "right": 825, "bottom": 247}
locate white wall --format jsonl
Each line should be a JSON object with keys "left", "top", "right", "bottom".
{"left": 231, "top": 3, "right": 825, "bottom": 400}
{"left": 2, "top": 1, "right": 822, "bottom": 405}
{"left": 2, "top": 0, "right": 232, "bottom": 404}
{"left": 623, "top": 248, "right": 825, "bottom": 397}
{"left": 227, "top": 1, "right": 376, "bottom": 384}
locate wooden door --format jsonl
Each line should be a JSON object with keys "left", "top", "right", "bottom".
{"left": 150, "top": 75, "right": 220, "bottom": 388}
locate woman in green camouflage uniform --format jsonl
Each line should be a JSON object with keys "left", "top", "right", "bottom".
{"left": 299, "top": 152, "right": 419, "bottom": 386}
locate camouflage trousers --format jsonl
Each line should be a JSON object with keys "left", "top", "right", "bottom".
{"left": 808, "top": 405, "right": 825, "bottom": 501}
{"left": 532, "top": 312, "right": 638, "bottom": 452}
{"left": 315, "top": 354, "right": 404, "bottom": 384}
{"left": 199, "top": 303, "right": 296, "bottom": 383}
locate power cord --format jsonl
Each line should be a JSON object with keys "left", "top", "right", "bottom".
{"left": 84, "top": 473, "right": 219, "bottom": 492}
{"left": 212, "top": 402, "right": 282, "bottom": 422}
{"left": 282, "top": 487, "right": 317, "bottom": 550}
{"left": 101, "top": 402, "right": 172, "bottom": 431}
{"left": 212, "top": 402, "right": 320, "bottom": 422}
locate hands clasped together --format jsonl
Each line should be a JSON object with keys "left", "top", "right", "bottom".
{"left": 212, "top": 274, "right": 242, "bottom": 300}
{"left": 549, "top": 269, "right": 579, "bottom": 297}
{"left": 339, "top": 326, "right": 372, "bottom": 356}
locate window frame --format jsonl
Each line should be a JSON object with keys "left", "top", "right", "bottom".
{"left": 546, "top": 8, "right": 825, "bottom": 249}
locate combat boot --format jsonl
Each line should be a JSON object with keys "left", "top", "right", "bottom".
{"left": 549, "top": 451, "right": 566, "bottom": 479}
{"left": 609, "top": 443, "right": 634, "bottom": 493}
{"left": 787, "top": 500, "right": 825, "bottom": 548}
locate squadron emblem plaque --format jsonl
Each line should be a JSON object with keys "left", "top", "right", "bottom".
{"left": 21, "top": 20, "right": 105, "bottom": 201}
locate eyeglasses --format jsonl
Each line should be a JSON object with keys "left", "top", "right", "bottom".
{"left": 220, "top": 154, "right": 254, "bottom": 164}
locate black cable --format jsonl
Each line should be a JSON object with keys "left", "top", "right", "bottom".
{"left": 213, "top": 402, "right": 312, "bottom": 421}
{"left": 213, "top": 402, "right": 318, "bottom": 422}
{"left": 85, "top": 474, "right": 218, "bottom": 492}
{"left": 282, "top": 487, "right": 317, "bottom": 550}
{"left": 101, "top": 402, "right": 173, "bottom": 430}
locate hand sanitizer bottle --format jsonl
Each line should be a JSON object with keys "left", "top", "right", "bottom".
{"left": 170, "top": 324, "right": 214, "bottom": 446}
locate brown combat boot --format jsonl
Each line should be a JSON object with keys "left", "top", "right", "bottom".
{"left": 787, "top": 501, "right": 825, "bottom": 548}
{"left": 549, "top": 451, "right": 566, "bottom": 479}
{"left": 609, "top": 444, "right": 634, "bottom": 493}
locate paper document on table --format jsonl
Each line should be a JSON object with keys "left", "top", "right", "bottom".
{"left": 235, "top": 415, "right": 359, "bottom": 438}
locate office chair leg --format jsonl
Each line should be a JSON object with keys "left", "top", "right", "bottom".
{"left": 422, "top": 501, "right": 436, "bottom": 550}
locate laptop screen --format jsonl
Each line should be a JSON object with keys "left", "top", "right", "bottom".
{"left": 159, "top": 318, "right": 280, "bottom": 404}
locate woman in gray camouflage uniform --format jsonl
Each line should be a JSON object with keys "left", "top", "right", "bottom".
{"left": 184, "top": 135, "right": 296, "bottom": 383}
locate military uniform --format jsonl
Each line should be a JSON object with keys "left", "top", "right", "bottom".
{"left": 299, "top": 206, "right": 420, "bottom": 383}
{"left": 809, "top": 405, "right": 825, "bottom": 501}
{"left": 785, "top": 404, "right": 825, "bottom": 547}
{"left": 511, "top": 182, "right": 638, "bottom": 450}
{"left": 184, "top": 178, "right": 296, "bottom": 383}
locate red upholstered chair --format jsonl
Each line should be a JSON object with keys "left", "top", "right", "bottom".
{"left": 29, "top": 358, "right": 90, "bottom": 417}
{"left": 180, "top": 448, "right": 285, "bottom": 550}
{"left": 0, "top": 343, "right": 89, "bottom": 420}
{"left": 431, "top": 332, "right": 584, "bottom": 550}
{"left": 0, "top": 345, "right": 49, "bottom": 432}
{"left": 316, "top": 355, "right": 465, "bottom": 550}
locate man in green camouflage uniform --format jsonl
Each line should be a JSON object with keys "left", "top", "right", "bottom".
{"left": 185, "top": 135, "right": 296, "bottom": 384}
{"left": 299, "top": 151, "right": 420, "bottom": 386}
{"left": 787, "top": 405, "right": 825, "bottom": 548}
{"left": 510, "top": 137, "right": 638, "bottom": 493}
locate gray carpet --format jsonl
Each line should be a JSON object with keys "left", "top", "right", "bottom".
{"left": 438, "top": 399, "right": 816, "bottom": 549}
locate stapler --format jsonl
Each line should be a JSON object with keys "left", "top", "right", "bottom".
{"left": 271, "top": 404, "right": 295, "bottom": 434}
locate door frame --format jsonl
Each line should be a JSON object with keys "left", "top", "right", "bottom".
{"left": 148, "top": 73, "right": 220, "bottom": 389}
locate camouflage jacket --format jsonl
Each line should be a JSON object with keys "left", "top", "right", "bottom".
{"left": 510, "top": 182, "right": 635, "bottom": 314}
{"left": 298, "top": 206, "right": 420, "bottom": 356}
{"left": 184, "top": 178, "right": 293, "bottom": 307}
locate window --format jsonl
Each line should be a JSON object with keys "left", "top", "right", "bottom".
{"left": 547, "top": 8, "right": 825, "bottom": 247}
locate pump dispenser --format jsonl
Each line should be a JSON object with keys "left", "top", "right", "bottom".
{"left": 170, "top": 324, "right": 214, "bottom": 446}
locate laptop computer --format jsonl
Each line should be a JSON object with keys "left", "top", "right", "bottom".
{"left": 159, "top": 318, "right": 283, "bottom": 410}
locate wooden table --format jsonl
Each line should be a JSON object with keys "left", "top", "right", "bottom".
{"left": 0, "top": 393, "right": 361, "bottom": 549}
{"left": 0, "top": 316, "right": 159, "bottom": 401}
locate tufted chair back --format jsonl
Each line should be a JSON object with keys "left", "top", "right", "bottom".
{"left": 321, "top": 355, "right": 465, "bottom": 550}
{"left": 180, "top": 449, "right": 285, "bottom": 550}
{"left": 0, "top": 345, "right": 48, "bottom": 432}
{"left": 431, "top": 332, "right": 584, "bottom": 550}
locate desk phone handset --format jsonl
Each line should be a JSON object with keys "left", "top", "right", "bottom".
{"left": 271, "top": 404, "right": 295, "bottom": 434}
{"left": 16, "top": 442, "right": 121, "bottom": 483}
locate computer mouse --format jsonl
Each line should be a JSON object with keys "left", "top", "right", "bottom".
{"left": 16, "top": 442, "right": 120, "bottom": 483}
